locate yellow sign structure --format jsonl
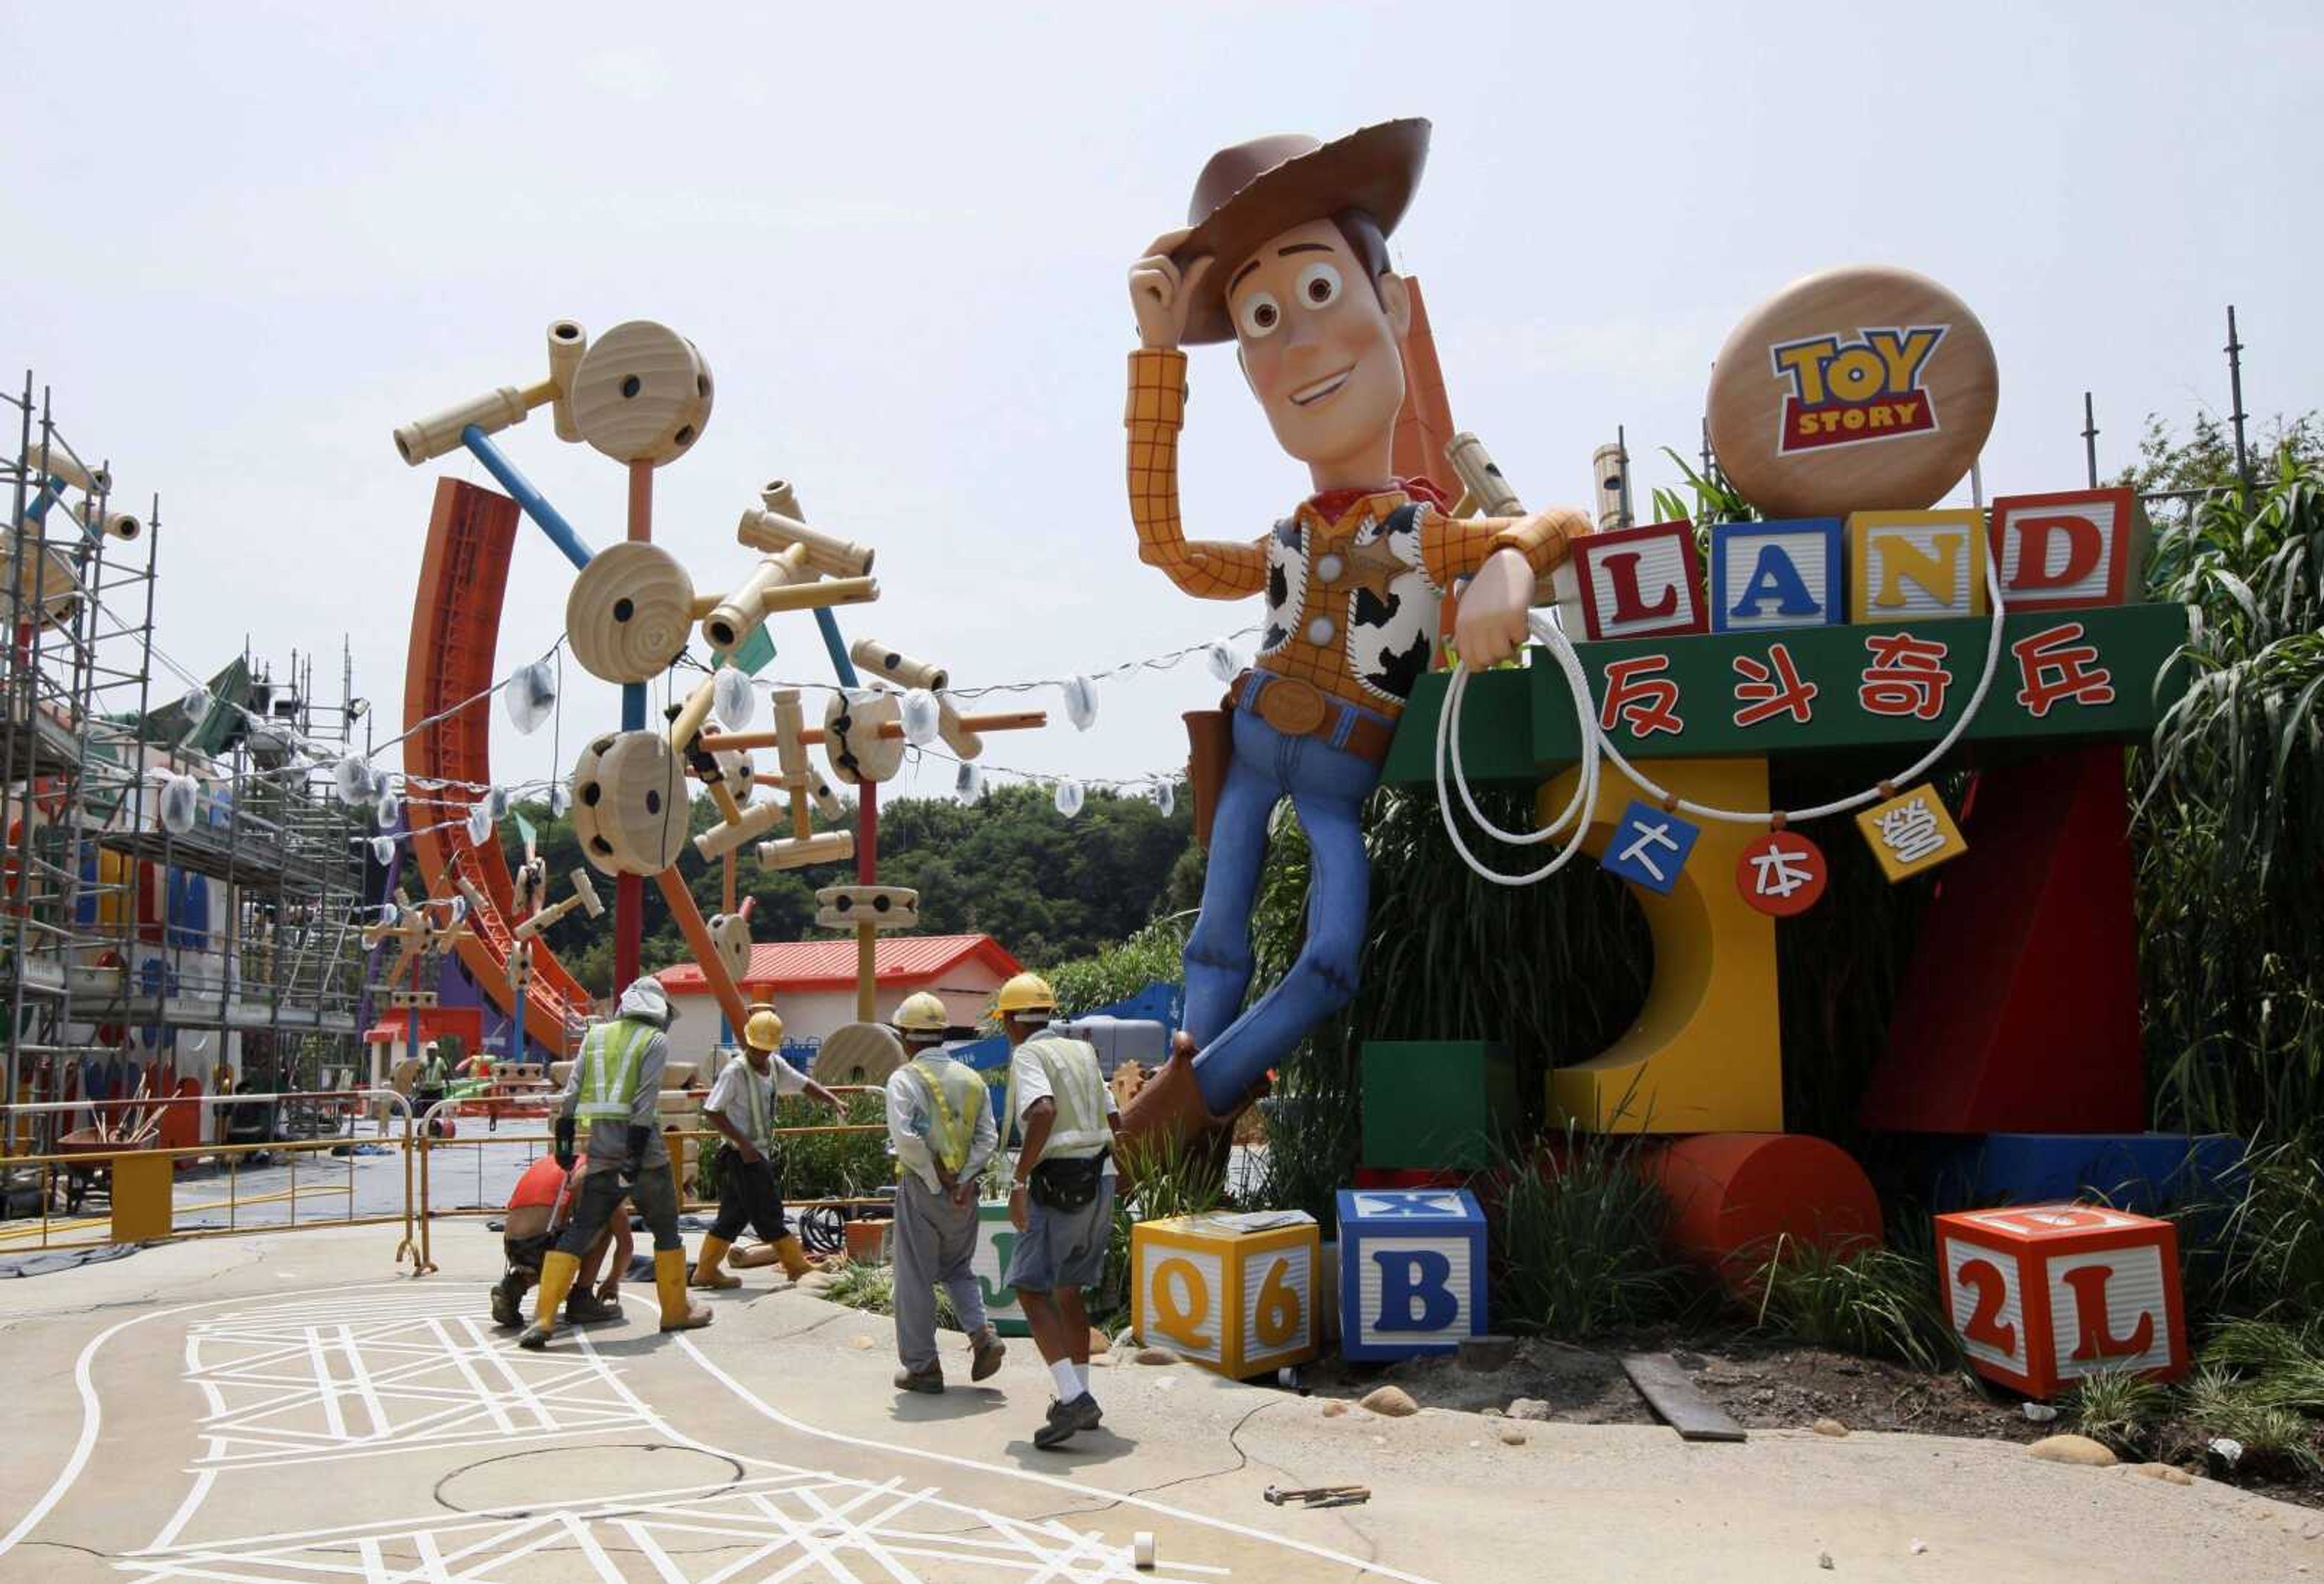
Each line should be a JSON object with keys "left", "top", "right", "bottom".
{"left": 1539, "top": 756, "right": 1784, "bottom": 1136}
{"left": 1855, "top": 784, "right": 1969, "bottom": 882}
{"left": 1132, "top": 1213, "right": 1320, "bottom": 1379}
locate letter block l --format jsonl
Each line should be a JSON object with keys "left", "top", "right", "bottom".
{"left": 1932, "top": 1203, "right": 2187, "bottom": 1399}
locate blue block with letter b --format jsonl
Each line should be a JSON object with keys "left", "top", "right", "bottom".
{"left": 1336, "top": 1187, "right": 1489, "bottom": 1361}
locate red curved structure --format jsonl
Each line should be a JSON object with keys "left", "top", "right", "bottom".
{"left": 404, "top": 478, "right": 594, "bottom": 1055}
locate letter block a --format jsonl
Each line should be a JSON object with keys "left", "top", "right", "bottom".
{"left": 1336, "top": 1188, "right": 1490, "bottom": 1362}
{"left": 1132, "top": 1211, "right": 1321, "bottom": 1379}
{"left": 1987, "top": 487, "right": 2152, "bottom": 612}
{"left": 1561, "top": 520, "right": 1709, "bottom": 641}
{"left": 1932, "top": 1203, "right": 2188, "bottom": 1399}
{"left": 1709, "top": 519, "right": 1847, "bottom": 633}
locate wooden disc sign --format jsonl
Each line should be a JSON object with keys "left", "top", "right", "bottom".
{"left": 1706, "top": 266, "right": 1998, "bottom": 520}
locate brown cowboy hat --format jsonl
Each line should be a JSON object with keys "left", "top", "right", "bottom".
{"left": 1153, "top": 117, "right": 1431, "bottom": 345}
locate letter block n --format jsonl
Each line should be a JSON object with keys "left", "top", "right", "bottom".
{"left": 1336, "top": 1188, "right": 1490, "bottom": 1361}
{"left": 1932, "top": 1204, "right": 2188, "bottom": 1399}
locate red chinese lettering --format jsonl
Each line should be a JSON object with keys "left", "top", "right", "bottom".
{"left": 2012, "top": 621, "right": 2115, "bottom": 718}
{"left": 1731, "top": 642, "right": 1819, "bottom": 728}
{"left": 1859, "top": 631, "right": 1952, "bottom": 721}
{"left": 1598, "top": 655, "right": 1684, "bottom": 739}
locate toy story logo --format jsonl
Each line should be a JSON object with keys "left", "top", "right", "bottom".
{"left": 1769, "top": 326, "right": 1947, "bottom": 454}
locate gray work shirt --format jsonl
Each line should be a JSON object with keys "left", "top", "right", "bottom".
{"left": 556, "top": 1018, "right": 671, "bottom": 1167}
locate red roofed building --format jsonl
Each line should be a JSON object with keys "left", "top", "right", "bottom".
{"left": 654, "top": 934, "right": 1022, "bottom": 1064}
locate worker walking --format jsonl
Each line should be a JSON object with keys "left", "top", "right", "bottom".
{"left": 996, "top": 974, "right": 1123, "bottom": 1449}
{"left": 693, "top": 1001, "right": 843, "bottom": 1289}
{"left": 884, "top": 991, "right": 1006, "bottom": 1393}
{"left": 520, "top": 978, "right": 710, "bottom": 1349}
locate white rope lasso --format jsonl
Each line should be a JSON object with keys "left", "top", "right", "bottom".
{"left": 1436, "top": 537, "right": 2011, "bottom": 885}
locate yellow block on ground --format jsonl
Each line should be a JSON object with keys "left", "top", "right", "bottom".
{"left": 1132, "top": 1211, "right": 1320, "bottom": 1379}
{"left": 111, "top": 1150, "right": 174, "bottom": 1243}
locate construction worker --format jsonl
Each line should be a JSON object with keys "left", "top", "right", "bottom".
{"left": 997, "top": 973, "right": 1124, "bottom": 1449}
{"left": 519, "top": 978, "right": 711, "bottom": 1349}
{"left": 491, "top": 1151, "right": 629, "bottom": 1329}
{"left": 415, "top": 1041, "right": 450, "bottom": 1137}
{"left": 692, "top": 1001, "right": 843, "bottom": 1289}
{"left": 884, "top": 990, "right": 1006, "bottom": 1393}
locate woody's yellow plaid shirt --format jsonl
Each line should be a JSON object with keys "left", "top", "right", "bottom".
{"left": 1126, "top": 347, "right": 1580, "bottom": 719}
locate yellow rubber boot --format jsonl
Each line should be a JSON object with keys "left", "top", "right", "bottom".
{"left": 519, "top": 1251, "right": 580, "bottom": 1350}
{"left": 691, "top": 1235, "right": 741, "bottom": 1290}
{"left": 774, "top": 1234, "right": 824, "bottom": 1282}
{"left": 655, "top": 1248, "right": 714, "bottom": 1331}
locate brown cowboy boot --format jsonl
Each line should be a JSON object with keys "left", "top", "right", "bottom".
{"left": 1116, "top": 1033, "right": 1262, "bottom": 1196}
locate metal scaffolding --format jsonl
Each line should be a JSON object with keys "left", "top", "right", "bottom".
{"left": 2, "top": 371, "right": 371, "bottom": 1169}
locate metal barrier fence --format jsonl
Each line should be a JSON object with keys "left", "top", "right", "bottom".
{"left": 0, "top": 1085, "right": 898, "bottom": 1277}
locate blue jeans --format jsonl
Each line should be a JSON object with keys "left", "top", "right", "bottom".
{"left": 1182, "top": 701, "right": 1382, "bottom": 1113}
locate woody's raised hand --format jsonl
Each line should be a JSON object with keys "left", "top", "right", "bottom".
{"left": 1131, "top": 227, "right": 1215, "bottom": 350}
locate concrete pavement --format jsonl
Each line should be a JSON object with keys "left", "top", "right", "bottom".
{"left": 1, "top": 1224, "right": 2319, "bottom": 1582}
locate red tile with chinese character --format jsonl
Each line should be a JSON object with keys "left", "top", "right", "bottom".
{"left": 1934, "top": 1205, "right": 2188, "bottom": 1398}
{"left": 1735, "top": 829, "right": 1827, "bottom": 916}
{"left": 1563, "top": 521, "right": 1707, "bottom": 641}
{"left": 1988, "top": 488, "right": 2152, "bottom": 612}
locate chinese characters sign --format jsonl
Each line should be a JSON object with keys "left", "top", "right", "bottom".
{"left": 1853, "top": 784, "right": 1968, "bottom": 882}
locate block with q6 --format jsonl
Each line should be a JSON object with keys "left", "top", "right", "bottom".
{"left": 1361, "top": 1041, "right": 1518, "bottom": 1171}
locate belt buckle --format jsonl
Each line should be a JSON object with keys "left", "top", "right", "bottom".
{"left": 1256, "top": 675, "right": 1328, "bottom": 738}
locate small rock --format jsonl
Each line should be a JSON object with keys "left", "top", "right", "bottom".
{"left": 1507, "top": 1398, "right": 1552, "bottom": 1422}
{"left": 2021, "top": 1402, "right": 2059, "bottom": 1423}
{"left": 2026, "top": 1434, "right": 2116, "bottom": 1468}
{"left": 1360, "top": 1386, "right": 1419, "bottom": 1419}
{"left": 2131, "top": 1463, "right": 2193, "bottom": 1487}
{"left": 1466, "top": 1439, "right": 1481, "bottom": 1450}
{"left": 2207, "top": 1436, "right": 2245, "bottom": 1468}
{"left": 1499, "top": 1427, "right": 1528, "bottom": 1447}
{"left": 1134, "top": 1347, "right": 1180, "bottom": 1366}
{"left": 1155, "top": 1376, "right": 1178, "bottom": 1392}
{"left": 1482, "top": 1407, "right": 1505, "bottom": 1419}
{"left": 1909, "top": 1539, "right": 1928, "bottom": 1554}
{"left": 1751, "top": 1387, "right": 1776, "bottom": 1404}
{"left": 1812, "top": 1418, "right": 1850, "bottom": 1438}
{"left": 1817, "top": 1551, "right": 1834, "bottom": 1570}
{"left": 1457, "top": 1334, "right": 1519, "bottom": 1373}
{"left": 1087, "top": 1326, "right": 1112, "bottom": 1357}
{"left": 847, "top": 1335, "right": 875, "bottom": 1351}
{"left": 1321, "top": 1400, "right": 1348, "bottom": 1419}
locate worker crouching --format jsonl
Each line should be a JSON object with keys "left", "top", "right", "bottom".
{"left": 519, "top": 978, "right": 711, "bottom": 1349}
{"left": 883, "top": 992, "right": 1006, "bottom": 1393}
{"left": 492, "top": 1151, "right": 630, "bottom": 1329}
{"left": 693, "top": 1001, "right": 842, "bottom": 1290}
{"left": 997, "top": 974, "right": 1124, "bottom": 1449}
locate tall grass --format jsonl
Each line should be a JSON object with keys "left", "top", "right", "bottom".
{"left": 1491, "top": 1124, "right": 1696, "bottom": 1340}
{"left": 2135, "top": 450, "right": 2324, "bottom": 1139}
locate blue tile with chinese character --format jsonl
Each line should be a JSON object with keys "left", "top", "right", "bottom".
{"left": 1601, "top": 800, "right": 1701, "bottom": 894}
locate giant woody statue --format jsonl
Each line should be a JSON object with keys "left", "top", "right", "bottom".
{"left": 1118, "top": 119, "right": 1586, "bottom": 1151}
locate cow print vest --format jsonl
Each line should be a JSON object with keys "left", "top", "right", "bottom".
{"left": 1258, "top": 500, "right": 1437, "bottom": 706}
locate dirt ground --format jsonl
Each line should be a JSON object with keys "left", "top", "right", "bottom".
{"left": 1296, "top": 1330, "right": 2324, "bottom": 1511}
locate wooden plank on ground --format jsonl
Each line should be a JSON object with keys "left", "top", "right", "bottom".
{"left": 1621, "top": 1351, "right": 1747, "bottom": 1442}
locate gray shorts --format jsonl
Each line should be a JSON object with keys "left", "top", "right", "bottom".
{"left": 1004, "top": 1177, "right": 1115, "bottom": 1294}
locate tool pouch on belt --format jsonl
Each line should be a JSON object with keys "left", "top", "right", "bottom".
{"left": 1029, "top": 1150, "right": 1109, "bottom": 1212}
{"left": 1183, "top": 709, "right": 1232, "bottom": 850}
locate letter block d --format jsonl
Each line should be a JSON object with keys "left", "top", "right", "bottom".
{"left": 1561, "top": 520, "right": 1709, "bottom": 641}
{"left": 1932, "top": 1204, "right": 2188, "bottom": 1399}
{"left": 1132, "top": 1213, "right": 1321, "bottom": 1379}
{"left": 1336, "top": 1188, "right": 1489, "bottom": 1361}
{"left": 1987, "top": 487, "right": 2152, "bottom": 612}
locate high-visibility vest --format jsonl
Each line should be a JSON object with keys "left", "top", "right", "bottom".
{"left": 421, "top": 1056, "right": 447, "bottom": 1087}
{"left": 1025, "top": 1034, "right": 1109, "bottom": 1161}
{"left": 732, "top": 1058, "right": 774, "bottom": 1153}
{"left": 902, "top": 1055, "right": 984, "bottom": 1175}
{"left": 576, "top": 1019, "right": 652, "bottom": 1124}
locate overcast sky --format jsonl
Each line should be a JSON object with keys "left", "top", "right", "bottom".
{"left": 8, "top": 1, "right": 2319, "bottom": 802}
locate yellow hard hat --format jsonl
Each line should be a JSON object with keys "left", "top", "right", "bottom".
{"left": 992, "top": 972, "right": 1057, "bottom": 1020}
{"left": 743, "top": 1003, "right": 784, "bottom": 1052}
{"left": 892, "top": 991, "right": 950, "bottom": 1035}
